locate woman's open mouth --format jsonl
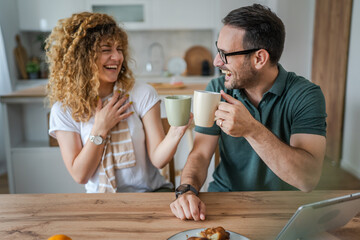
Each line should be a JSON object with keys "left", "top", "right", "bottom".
{"left": 104, "top": 65, "right": 118, "bottom": 71}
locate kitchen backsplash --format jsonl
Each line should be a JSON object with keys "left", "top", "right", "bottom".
{"left": 21, "top": 29, "right": 215, "bottom": 78}
{"left": 127, "top": 30, "right": 214, "bottom": 76}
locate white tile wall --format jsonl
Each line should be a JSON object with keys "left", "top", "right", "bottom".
{"left": 127, "top": 30, "right": 214, "bottom": 76}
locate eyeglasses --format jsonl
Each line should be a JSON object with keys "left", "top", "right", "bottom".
{"left": 215, "top": 41, "right": 260, "bottom": 64}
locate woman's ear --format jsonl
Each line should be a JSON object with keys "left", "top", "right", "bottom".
{"left": 253, "top": 49, "right": 270, "bottom": 70}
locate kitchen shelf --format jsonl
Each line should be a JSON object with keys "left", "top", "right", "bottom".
{"left": 16, "top": 79, "right": 48, "bottom": 91}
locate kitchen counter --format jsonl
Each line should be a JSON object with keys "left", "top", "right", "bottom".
{"left": 14, "top": 75, "right": 214, "bottom": 91}
{"left": 0, "top": 85, "right": 47, "bottom": 103}
{"left": 1, "top": 82, "right": 208, "bottom": 102}
{"left": 0, "top": 190, "right": 359, "bottom": 239}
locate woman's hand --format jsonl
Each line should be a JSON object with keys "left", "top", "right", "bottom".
{"left": 92, "top": 91, "right": 133, "bottom": 137}
{"left": 168, "top": 112, "right": 194, "bottom": 138}
{"left": 142, "top": 103, "right": 194, "bottom": 169}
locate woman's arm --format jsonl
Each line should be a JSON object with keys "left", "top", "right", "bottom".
{"left": 142, "top": 102, "right": 192, "bottom": 169}
{"left": 56, "top": 130, "right": 105, "bottom": 184}
{"left": 55, "top": 91, "right": 133, "bottom": 184}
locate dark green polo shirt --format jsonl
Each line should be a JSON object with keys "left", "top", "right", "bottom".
{"left": 195, "top": 64, "right": 327, "bottom": 192}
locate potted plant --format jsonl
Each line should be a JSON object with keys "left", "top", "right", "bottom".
{"left": 26, "top": 58, "right": 40, "bottom": 79}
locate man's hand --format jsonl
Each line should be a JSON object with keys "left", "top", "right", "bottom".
{"left": 215, "top": 90, "right": 255, "bottom": 137}
{"left": 170, "top": 192, "right": 206, "bottom": 221}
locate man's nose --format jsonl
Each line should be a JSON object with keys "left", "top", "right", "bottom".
{"left": 213, "top": 53, "right": 224, "bottom": 67}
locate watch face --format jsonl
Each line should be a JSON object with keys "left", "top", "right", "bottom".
{"left": 93, "top": 136, "right": 103, "bottom": 145}
{"left": 176, "top": 184, "right": 190, "bottom": 194}
{"left": 175, "top": 184, "right": 198, "bottom": 199}
{"left": 175, "top": 184, "right": 192, "bottom": 198}
{"left": 90, "top": 135, "right": 103, "bottom": 145}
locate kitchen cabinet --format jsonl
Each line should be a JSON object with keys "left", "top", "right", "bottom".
{"left": 150, "top": 0, "right": 215, "bottom": 30}
{"left": 17, "top": 0, "right": 87, "bottom": 31}
{"left": 86, "top": 0, "right": 151, "bottom": 30}
{"left": 17, "top": 0, "right": 217, "bottom": 32}
{"left": 1, "top": 87, "right": 84, "bottom": 193}
{"left": 11, "top": 148, "right": 84, "bottom": 193}
{"left": 16, "top": 0, "right": 268, "bottom": 32}
{"left": 87, "top": 0, "right": 215, "bottom": 30}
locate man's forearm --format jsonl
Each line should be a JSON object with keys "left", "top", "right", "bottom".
{"left": 245, "top": 121, "right": 325, "bottom": 192}
{"left": 180, "top": 153, "right": 211, "bottom": 191}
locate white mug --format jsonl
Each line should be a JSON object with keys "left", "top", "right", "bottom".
{"left": 193, "top": 90, "right": 221, "bottom": 127}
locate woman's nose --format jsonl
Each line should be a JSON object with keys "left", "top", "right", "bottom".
{"left": 213, "top": 52, "right": 224, "bottom": 68}
{"left": 111, "top": 50, "right": 122, "bottom": 60}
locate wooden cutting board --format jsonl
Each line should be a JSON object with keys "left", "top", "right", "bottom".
{"left": 148, "top": 82, "right": 186, "bottom": 90}
{"left": 184, "top": 46, "right": 213, "bottom": 76}
{"left": 13, "top": 34, "right": 28, "bottom": 79}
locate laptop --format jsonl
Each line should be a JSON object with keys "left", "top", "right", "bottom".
{"left": 276, "top": 192, "right": 360, "bottom": 240}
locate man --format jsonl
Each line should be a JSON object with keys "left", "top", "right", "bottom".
{"left": 170, "top": 4, "right": 327, "bottom": 221}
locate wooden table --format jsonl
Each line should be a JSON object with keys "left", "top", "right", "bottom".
{"left": 0, "top": 191, "right": 359, "bottom": 239}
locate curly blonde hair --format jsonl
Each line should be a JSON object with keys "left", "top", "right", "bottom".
{"left": 45, "top": 12, "right": 134, "bottom": 122}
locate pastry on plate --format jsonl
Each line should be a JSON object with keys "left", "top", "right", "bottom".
{"left": 187, "top": 226, "right": 230, "bottom": 240}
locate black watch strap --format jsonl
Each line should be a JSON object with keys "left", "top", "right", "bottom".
{"left": 175, "top": 184, "right": 199, "bottom": 199}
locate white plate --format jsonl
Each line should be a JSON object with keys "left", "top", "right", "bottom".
{"left": 167, "top": 228, "right": 250, "bottom": 240}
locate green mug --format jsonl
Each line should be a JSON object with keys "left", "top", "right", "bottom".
{"left": 164, "top": 95, "right": 192, "bottom": 126}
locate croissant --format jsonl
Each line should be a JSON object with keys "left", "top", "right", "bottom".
{"left": 187, "top": 227, "right": 230, "bottom": 240}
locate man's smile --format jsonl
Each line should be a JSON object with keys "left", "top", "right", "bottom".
{"left": 222, "top": 69, "right": 232, "bottom": 80}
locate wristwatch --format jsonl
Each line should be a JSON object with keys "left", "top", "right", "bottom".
{"left": 89, "top": 135, "right": 104, "bottom": 145}
{"left": 175, "top": 184, "right": 199, "bottom": 199}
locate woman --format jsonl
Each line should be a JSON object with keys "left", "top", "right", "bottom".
{"left": 46, "top": 12, "right": 191, "bottom": 193}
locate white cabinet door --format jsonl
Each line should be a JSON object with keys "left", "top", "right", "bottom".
{"left": 151, "top": 0, "right": 215, "bottom": 29}
{"left": 86, "top": 0, "right": 152, "bottom": 30}
{"left": 17, "top": 0, "right": 87, "bottom": 31}
{"left": 87, "top": 0, "right": 216, "bottom": 30}
{"left": 12, "top": 148, "right": 84, "bottom": 193}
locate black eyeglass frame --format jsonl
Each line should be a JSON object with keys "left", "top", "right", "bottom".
{"left": 215, "top": 41, "right": 260, "bottom": 64}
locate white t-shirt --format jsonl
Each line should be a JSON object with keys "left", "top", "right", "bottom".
{"left": 49, "top": 82, "right": 172, "bottom": 193}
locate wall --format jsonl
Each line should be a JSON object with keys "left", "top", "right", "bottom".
{"left": 0, "top": 0, "right": 20, "bottom": 174}
{"left": 0, "top": 0, "right": 18, "bottom": 87}
{"left": 274, "top": 0, "right": 315, "bottom": 80}
{"left": 341, "top": 0, "right": 360, "bottom": 179}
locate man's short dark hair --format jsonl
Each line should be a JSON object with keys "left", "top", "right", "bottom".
{"left": 222, "top": 4, "right": 285, "bottom": 64}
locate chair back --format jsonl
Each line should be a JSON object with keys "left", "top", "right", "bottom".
{"left": 160, "top": 118, "right": 176, "bottom": 186}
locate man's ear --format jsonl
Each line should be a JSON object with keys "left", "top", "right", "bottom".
{"left": 253, "top": 49, "right": 270, "bottom": 70}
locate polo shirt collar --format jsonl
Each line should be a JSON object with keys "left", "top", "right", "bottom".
{"left": 232, "top": 64, "right": 288, "bottom": 100}
{"left": 233, "top": 88, "right": 242, "bottom": 99}
{"left": 267, "top": 63, "right": 287, "bottom": 97}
